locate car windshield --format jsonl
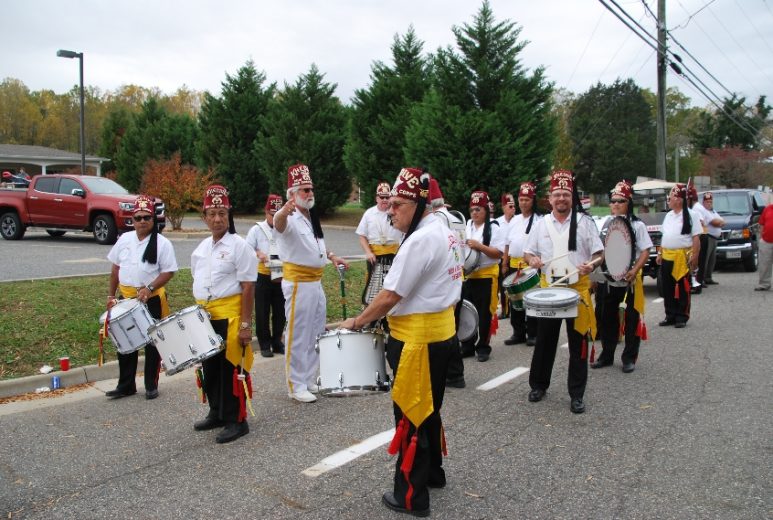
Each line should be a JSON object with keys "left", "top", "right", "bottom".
{"left": 712, "top": 193, "right": 749, "bottom": 216}
{"left": 79, "top": 177, "right": 129, "bottom": 195}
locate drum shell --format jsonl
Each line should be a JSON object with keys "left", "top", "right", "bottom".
{"left": 463, "top": 248, "right": 480, "bottom": 276}
{"left": 99, "top": 298, "right": 155, "bottom": 355}
{"left": 523, "top": 288, "right": 580, "bottom": 319}
{"left": 147, "top": 305, "right": 223, "bottom": 375}
{"left": 503, "top": 268, "right": 540, "bottom": 310}
{"left": 315, "top": 329, "right": 389, "bottom": 396}
{"left": 457, "top": 299, "right": 478, "bottom": 342}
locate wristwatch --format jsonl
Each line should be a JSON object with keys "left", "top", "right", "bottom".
{"left": 240, "top": 322, "right": 251, "bottom": 330}
{"left": 145, "top": 283, "right": 155, "bottom": 292}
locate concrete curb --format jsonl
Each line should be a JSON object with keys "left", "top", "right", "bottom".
{"left": 0, "top": 361, "right": 120, "bottom": 398}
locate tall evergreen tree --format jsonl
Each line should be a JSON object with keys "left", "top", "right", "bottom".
{"left": 691, "top": 94, "right": 771, "bottom": 152}
{"left": 197, "top": 60, "right": 275, "bottom": 213}
{"left": 404, "top": 1, "right": 556, "bottom": 209}
{"left": 345, "top": 26, "right": 432, "bottom": 207}
{"left": 99, "top": 106, "right": 133, "bottom": 174}
{"left": 114, "top": 98, "right": 198, "bottom": 192}
{"left": 568, "top": 78, "right": 655, "bottom": 193}
{"left": 256, "top": 64, "right": 349, "bottom": 215}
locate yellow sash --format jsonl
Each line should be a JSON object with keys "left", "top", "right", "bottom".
{"left": 257, "top": 263, "right": 271, "bottom": 276}
{"left": 371, "top": 244, "right": 399, "bottom": 256}
{"left": 661, "top": 247, "right": 690, "bottom": 281}
{"left": 119, "top": 284, "right": 170, "bottom": 318}
{"left": 195, "top": 293, "right": 252, "bottom": 372}
{"left": 633, "top": 271, "right": 645, "bottom": 316}
{"left": 539, "top": 274, "right": 596, "bottom": 338}
{"left": 387, "top": 307, "right": 456, "bottom": 428}
{"left": 509, "top": 256, "right": 528, "bottom": 270}
{"left": 467, "top": 263, "right": 500, "bottom": 315}
{"left": 283, "top": 262, "right": 323, "bottom": 282}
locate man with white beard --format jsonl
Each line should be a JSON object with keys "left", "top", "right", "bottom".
{"left": 274, "top": 164, "right": 348, "bottom": 403}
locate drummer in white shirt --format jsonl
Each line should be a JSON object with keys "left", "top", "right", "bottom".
{"left": 461, "top": 190, "right": 505, "bottom": 362}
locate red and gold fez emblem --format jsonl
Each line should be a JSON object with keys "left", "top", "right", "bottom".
{"left": 391, "top": 168, "right": 429, "bottom": 201}
{"left": 265, "top": 194, "right": 283, "bottom": 212}
{"left": 469, "top": 190, "right": 490, "bottom": 208}
{"left": 519, "top": 181, "right": 537, "bottom": 198}
{"left": 549, "top": 170, "right": 574, "bottom": 193}
{"left": 133, "top": 195, "right": 155, "bottom": 214}
{"left": 611, "top": 180, "right": 633, "bottom": 200}
{"left": 288, "top": 164, "right": 313, "bottom": 189}
{"left": 203, "top": 184, "right": 231, "bottom": 209}
{"left": 376, "top": 181, "right": 391, "bottom": 196}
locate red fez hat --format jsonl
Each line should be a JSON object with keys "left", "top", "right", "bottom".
{"left": 133, "top": 195, "right": 155, "bottom": 214}
{"left": 610, "top": 180, "right": 633, "bottom": 200}
{"left": 703, "top": 192, "right": 713, "bottom": 201}
{"left": 519, "top": 181, "right": 537, "bottom": 198}
{"left": 501, "top": 193, "right": 515, "bottom": 207}
{"left": 429, "top": 178, "right": 444, "bottom": 201}
{"left": 203, "top": 184, "right": 231, "bottom": 209}
{"left": 391, "top": 168, "right": 429, "bottom": 202}
{"left": 376, "top": 181, "right": 391, "bottom": 196}
{"left": 688, "top": 184, "right": 698, "bottom": 201}
{"left": 265, "top": 194, "right": 283, "bottom": 212}
{"left": 670, "top": 183, "right": 687, "bottom": 199}
{"left": 550, "top": 170, "right": 574, "bottom": 193}
{"left": 287, "top": 164, "right": 313, "bottom": 189}
{"left": 469, "top": 190, "right": 490, "bottom": 208}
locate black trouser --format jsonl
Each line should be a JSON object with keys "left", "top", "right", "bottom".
{"left": 704, "top": 235, "right": 718, "bottom": 282}
{"left": 696, "top": 234, "right": 709, "bottom": 285}
{"left": 661, "top": 259, "right": 691, "bottom": 324}
{"left": 201, "top": 318, "right": 244, "bottom": 424}
{"left": 529, "top": 317, "right": 588, "bottom": 399}
{"left": 116, "top": 294, "right": 162, "bottom": 393}
{"left": 460, "top": 278, "right": 493, "bottom": 357}
{"left": 498, "top": 269, "right": 509, "bottom": 318}
{"left": 386, "top": 334, "right": 454, "bottom": 512}
{"left": 509, "top": 306, "right": 537, "bottom": 341}
{"left": 255, "top": 273, "right": 285, "bottom": 351}
{"left": 596, "top": 283, "right": 640, "bottom": 365}
{"left": 446, "top": 297, "right": 465, "bottom": 384}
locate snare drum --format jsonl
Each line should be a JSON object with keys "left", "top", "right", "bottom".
{"left": 463, "top": 248, "right": 481, "bottom": 276}
{"left": 99, "top": 298, "right": 155, "bottom": 355}
{"left": 502, "top": 268, "right": 540, "bottom": 310}
{"left": 148, "top": 305, "right": 223, "bottom": 375}
{"left": 524, "top": 287, "right": 580, "bottom": 319}
{"left": 457, "top": 299, "right": 478, "bottom": 342}
{"left": 315, "top": 328, "right": 390, "bottom": 396}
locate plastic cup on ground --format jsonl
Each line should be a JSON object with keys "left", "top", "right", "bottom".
{"left": 59, "top": 356, "right": 70, "bottom": 371}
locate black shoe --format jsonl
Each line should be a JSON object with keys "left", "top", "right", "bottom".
{"left": 216, "top": 422, "right": 249, "bottom": 444}
{"left": 477, "top": 352, "right": 490, "bottom": 362}
{"left": 674, "top": 322, "right": 686, "bottom": 329}
{"left": 526, "top": 336, "right": 536, "bottom": 346}
{"left": 272, "top": 342, "right": 285, "bottom": 354}
{"left": 194, "top": 416, "right": 226, "bottom": 431}
{"left": 528, "top": 389, "right": 546, "bottom": 402}
{"left": 427, "top": 477, "right": 446, "bottom": 489}
{"left": 106, "top": 388, "right": 136, "bottom": 399}
{"left": 659, "top": 319, "right": 675, "bottom": 327}
{"left": 754, "top": 286, "right": 770, "bottom": 291}
{"left": 460, "top": 349, "right": 475, "bottom": 358}
{"left": 446, "top": 377, "right": 466, "bottom": 389}
{"left": 145, "top": 389, "right": 159, "bottom": 400}
{"left": 381, "top": 492, "right": 430, "bottom": 517}
{"left": 590, "top": 360, "right": 612, "bottom": 369}
{"left": 570, "top": 398, "right": 586, "bottom": 414}
{"left": 260, "top": 349, "right": 274, "bottom": 358}
{"left": 705, "top": 280, "right": 718, "bottom": 285}
{"left": 504, "top": 335, "right": 526, "bottom": 346}
{"left": 690, "top": 287, "right": 702, "bottom": 294}
{"left": 622, "top": 362, "right": 635, "bottom": 373}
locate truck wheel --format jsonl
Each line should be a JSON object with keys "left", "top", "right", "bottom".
{"left": 93, "top": 214, "right": 118, "bottom": 245}
{"left": 46, "top": 230, "right": 66, "bottom": 237}
{"left": 1, "top": 212, "right": 26, "bottom": 240}
{"left": 743, "top": 242, "right": 758, "bottom": 272}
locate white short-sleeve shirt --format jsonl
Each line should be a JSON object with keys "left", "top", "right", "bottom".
{"left": 191, "top": 233, "right": 258, "bottom": 301}
{"left": 465, "top": 219, "right": 506, "bottom": 268}
{"left": 660, "top": 209, "right": 702, "bottom": 249}
{"left": 507, "top": 213, "right": 541, "bottom": 258}
{"left": 524, "top": 211, "right": 604, "bottom": 265}
{"left": 275, "top": 211, "right": 327, "bottom": 268}
{"left": 355, "top": 205, "right": 403, "bottom": 245}
{"left": 107, "top": 231, "right": 178, "bottom": 287}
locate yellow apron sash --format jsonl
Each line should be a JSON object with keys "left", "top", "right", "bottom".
{"left": 539, "top": 274, "right": 596, "bottom": 338}
{"left": 661, "top": 247, "right": 690, "bottom": 281}
{"left": 196, "top": 293, "right": 252, "bottom": 372}
{"left": 467, "top": 263, "right": 500, "bottom": 315}
{"left": 119, "top": 284, "right": 170, "bottom": 318}
{"left": 509, "top": 256, "right": 529, "bottom": 270}
{"left": 371, "top": 244, "right": 399, "bottom": 256}
{"left": 257, "top": 263, "right": 271, "bottom": 276}
{"left": 387, "top": 307, "right": 456, "bottom": 428}
{"left": 633, "top": 271, "right": 645, "bottom": 316}
{"left": 283, "top": 262, "right": 323, "bottom": 282}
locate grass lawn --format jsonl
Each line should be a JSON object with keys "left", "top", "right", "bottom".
{"left": 0, "top": 262, "right": 367, "bottom": 380}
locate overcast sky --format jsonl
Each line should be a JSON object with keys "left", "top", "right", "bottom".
{"left": 5, "top": 0, "right": 772, "bottom": 108}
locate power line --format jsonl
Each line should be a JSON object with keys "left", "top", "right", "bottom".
{"left": 669, "top": 0, "right": 718, "bottom": 30}
{"left": 566, "top": 13, "right": 605, "bottom": 86}
{"left": 733, "top": 0, "right": 773, "bottom": 55}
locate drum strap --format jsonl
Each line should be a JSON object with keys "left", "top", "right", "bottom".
{"left": 196, "top": 293, "right": 253, "bottom": 372}
{"left": 466, "top": 263, "right": 500, "bottom": 316}
{"left": 539, "top": 274, "right": 596, "bottom": 339}
{"left": 119, "top": 284, "right": 170, "bottom": 318}
{"left": 370, "top": 244, "right": 399, "bottom": 256}
{"left": 283, "top": 262, "right": 323, "bottom": 282}
{"left": 387, "top": 307, "right": 455, "bottom": 429}
{"left": 661, "top": 248, "right": 690, "bottom": 281}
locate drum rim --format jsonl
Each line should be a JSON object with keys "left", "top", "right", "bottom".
{"left": 603, "top": 216, "right": 635, "bottom": 281}
{"left": 100, "top": 297, "right": 143, "bottom": 322}
{"left": 503, "top": 267, "right": 537, "bottom": 285}
{"left": 317, "top": 327, "right": 385, "bottom": 339}
{"left": 319, "top": 383, "right": 390, "bottom": 396}
{"left": 148, "top": 304, "right": 203, "bottom": 330}
{"left": 523, "top": 287, "right": 580, "bottom": 307}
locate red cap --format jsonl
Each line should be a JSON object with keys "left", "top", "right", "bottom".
{"left": 550, "top": 170, "right": 574, "bottom": 193}
{"left": 429, "top": 178, "right": 444, "bottom": 202}
{"left": 132, "top": 195, "right": 155, "bottom": 215}
{"left": 501, "top": 193, "right": 515, "bottom": 207}
{"left": 519, "top": 182, "right": 537, "bottom": 198}
{"left": 203, "top": 185, "right": 231, "bottom": 209}
{"left": 391, "top": 168, "right": 429, "bottom": 202}
{"left": 376, "top": 181, "right": 391, "bottom": 196}
{"left": 265, "top": 194, "right": 282, "bottom": 212}
{"left": 610, "top": 180, "right": 633, "bottom": 200}
{"left": 470, "top": 190, "right": 490, "bottom": 209}
{"left": 287, "top": 164, "right": 313, "bottom": 189}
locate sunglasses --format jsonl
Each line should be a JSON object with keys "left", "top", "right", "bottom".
{"left": 610, "top": 199, "right": 628, "bottom": 204}
{"left": 133, "top": 215, "right": 153, "bottom": 222}
{"left": 377, "top": 196, "right": 390, "bottom": 200}
{"left": 389, "top": 200, "right": 415, "bottom": 210}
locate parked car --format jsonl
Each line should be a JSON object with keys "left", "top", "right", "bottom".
{"left": 0, "top": 174, "right": 165, "bottom": 244}
{"left": 2, "top": 170, "right": 31, "bottom": 188}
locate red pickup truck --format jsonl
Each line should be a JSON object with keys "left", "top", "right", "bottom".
{"left": 0, "top": 174, "right": 165, "bottom": 245}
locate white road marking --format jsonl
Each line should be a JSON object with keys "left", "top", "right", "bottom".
{"left": 652, "top": 297, "right": 664, "bottom": 304}
{"left": 302, "top": 428, "right": 395, "bottom": 477}
{"left": 476, "top": 367, "right": 529, "bottom": 391}
{"left": 560, "top": 342, "right": 568, "bottom": 349}
{"left": 62, "top": 258, "right": 110, "bottom": 264}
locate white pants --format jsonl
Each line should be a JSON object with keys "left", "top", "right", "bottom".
{"left": 282, "top": 279, "right": 326, "bottom": 393}
{"left": 758, "top": 240, "right": 773, "bottom": 289}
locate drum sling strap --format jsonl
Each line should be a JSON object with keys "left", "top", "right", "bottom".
{"left": 370, "top": 244, "right": 399, "bottom": 256}
{"left": 539, "top": 274, "right": 598, "bottom": 361}
{"left": 509, "top": 256, "right": 528, "bottom": 270}
{"left": 118, "top": 284, "right": 171, "bottom": 318}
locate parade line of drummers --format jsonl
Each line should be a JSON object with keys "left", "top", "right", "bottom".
{"left": 100, "top": 164, "right": 708, "bottom": 517}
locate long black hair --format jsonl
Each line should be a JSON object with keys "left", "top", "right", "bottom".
{"left": 568, "top": 177, "right": 588, "bottom": 252}
{"left": 141, "top": 213, "right": 159, "bottom": 264}
{"left": 402, "top": 172, "right": 431, "bottom": 243}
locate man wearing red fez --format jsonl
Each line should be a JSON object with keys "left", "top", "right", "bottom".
{"left": 275, "top": 164, "right": 348, "bottom": 404}
{"left": 524, "top": 169, "right": 603, "bottom": 414}
{"left": 105, "top": 195, "right": 178, "bottom": 400}
{"left": 357, "top": 181, "right": 404, "bottom": 305}
{"left": 461, "top": 190, "right": 505, "bottom": 362}
{"left": 503, "top": 181, "right": 541, "bottom": 346}
{"left": 656, "top": 183, "right": 701, "bottom": 329}
{"left": 191, "top": 185, "right": 257, "bottom": 443}
{"left": 692, "top": 191, "right": 724, "bottom": 289}
{"left": 591, "top": 180, "right": 652, "bottom": 374}
{"left": 246, "top": 194, "right": 286, "bottom": 358}
{"left": 339, "top": 167, "right": 463, "bottom": 517}
{"left": 495, "top": 193, "right": 517, "bottom": 319}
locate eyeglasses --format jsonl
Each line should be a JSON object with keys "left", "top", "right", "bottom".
{"left": 377, "top": 196, "right": 390, "bottom": 200}
{"left": 300, "top": 188, "right": 314, "bottom": 193}
{"left": 389, "top": 200, "right": 415, "bottom": 210}
{"left": 133, "top": 215, "right": 153, "bottom": 222}
{"left": 610, "top": 199, "right": 628, "bottom": 204}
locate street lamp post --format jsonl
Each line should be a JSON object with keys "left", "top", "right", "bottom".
{"left": 57, "top": 49, "right": 86, "bottom": 175}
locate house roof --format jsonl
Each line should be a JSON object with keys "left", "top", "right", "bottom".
{"left": 0, "top": 144, "right": 107, "bottom": 162}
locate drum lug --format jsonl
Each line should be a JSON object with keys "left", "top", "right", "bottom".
{"left": 337, "top": 372, "right": 344, "bottom": 388}
{"left": 188, "top": 343, "right": 198, "bottom": 355}
{"left": 336, "top": 333, "right": 341, "bottom": 350}
{"left": 375, "top": 370, "right": 382, "bottom": 385}
{"left": 176, "top": 319, "right": 185, "bottom": 330}
{"left": 316, "top": 375, "right": 321, "bottom": 387}
{"left": 314, "top": 342, "right": 319, "bottom": 354}
{"left": 208, "top": 336, "right": 217, "bottom": 346}
{"left": 156, "top": 330, "right": 165, "bottom": 341}
{"left": 197, "top": 309, "right": 206, "bottom": 322}
{"left": 168, "top": 354, "right": 177, "bottom": 366}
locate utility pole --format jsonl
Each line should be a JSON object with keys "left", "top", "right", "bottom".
{"left": 656, "top": 0, "right": 668, "bottom": 179}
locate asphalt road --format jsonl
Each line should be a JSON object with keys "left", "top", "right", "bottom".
{"left": 1, "top": 269, "right": 770, "bottom": 519}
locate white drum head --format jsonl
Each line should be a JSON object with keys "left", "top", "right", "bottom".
{"left": 458, "top": 300, "right": 478, "bottom": 341}
{"left": 604, "top": 217, "right": 634, "bottom": 282}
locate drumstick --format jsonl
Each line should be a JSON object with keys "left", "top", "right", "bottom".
{"left": 542, "top": 252, "right": 571, "bottom": 265}
{"left": 547, "top": 257, "right": 603, "bottom": 287}
{"left": 337, "top": 264, "right": 347, "bottom": 320}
